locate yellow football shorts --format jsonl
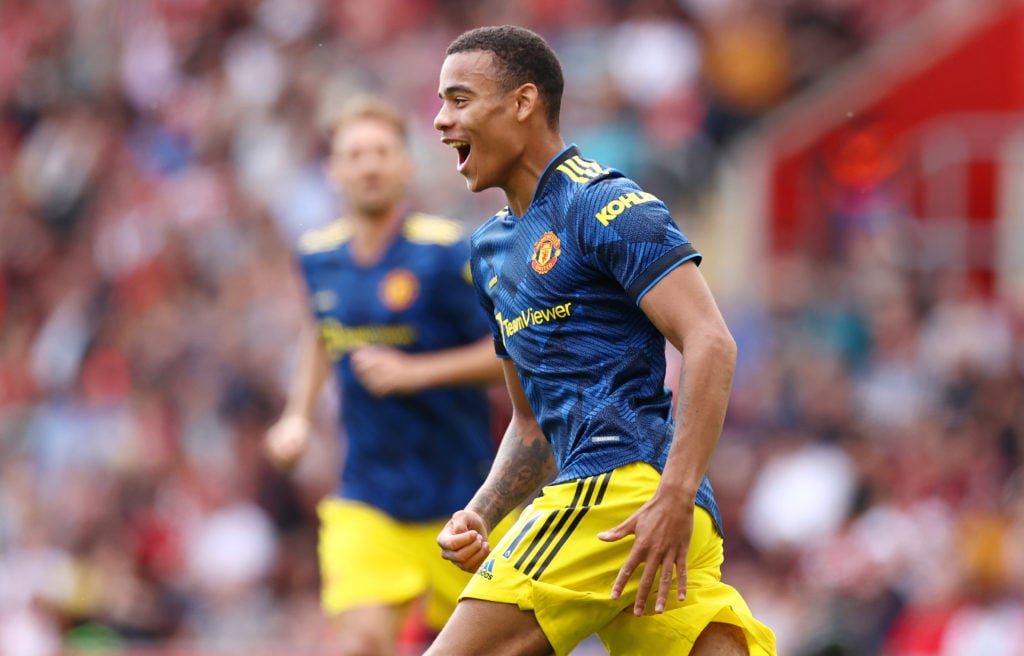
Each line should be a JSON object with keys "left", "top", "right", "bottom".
{"left": 460, "top": 462, "right": 777, "bottom": 655}
{"left": 318, "top": 498, "right": 484, "bottom": 630}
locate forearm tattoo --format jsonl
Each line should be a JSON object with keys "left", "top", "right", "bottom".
{"left": 476, "top": 425, "right": 554, "bottom": 531}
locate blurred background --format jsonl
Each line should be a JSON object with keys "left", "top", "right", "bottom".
{"left": 1, "top": 0, "right": 1023, "bottom": 654}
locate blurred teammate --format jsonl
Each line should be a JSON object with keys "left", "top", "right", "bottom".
{"left": 428, "top": 26, "right": 777, "bottom": 655}
{"left": 265, "top": 96, "right": 504, "bottom": 655}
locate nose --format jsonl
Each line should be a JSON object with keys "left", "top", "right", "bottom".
{"left": 433, "top": 102, "right": 451, "bottom": 133}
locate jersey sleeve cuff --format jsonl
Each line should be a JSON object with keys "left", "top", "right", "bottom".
{"left": 626, "top": 244, "right": 702, "bottom": 304}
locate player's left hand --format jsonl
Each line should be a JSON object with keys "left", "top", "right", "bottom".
{"left": 351, "top": 346, "right": 421, "bottom": 396}
{"left": 598, "top": 492, "right": 694, "bottom": 616}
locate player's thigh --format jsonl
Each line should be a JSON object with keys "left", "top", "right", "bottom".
{"left": 331, "top": 602, "right": 412, "bottom": 656}
{"left": 425, "top": 599, "right": 553, "bottom": 656}
{"left": 692, "top": 622, "right": 749, "bottom": 655}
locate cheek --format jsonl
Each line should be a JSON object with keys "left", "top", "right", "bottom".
{"left": 328, "top": 162, "right": 346, "bottom": 186}
{"left": 480, "top": 130, "right": 518, "bottom": 170}
{"left": 335, "top": 170, "right": 358, "bottom": 191}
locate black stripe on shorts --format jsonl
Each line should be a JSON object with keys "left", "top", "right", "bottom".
{"left": 512, "top": 471, "right": 613, "bottom": 580}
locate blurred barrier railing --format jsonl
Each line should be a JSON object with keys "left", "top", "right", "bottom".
{"left": 714, "top": 0, "right": 1024, "bottom": 301}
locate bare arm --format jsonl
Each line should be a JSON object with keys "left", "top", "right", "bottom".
{"left": 437, "top": 358, "right": 557, "bottom": 571}
{"left": 285, "top": 324, "right": 331, "bottom": 417}
{"left": 600, "top": 261, "right": 737, "bottom": 614}
{"left": 467, "top": 358, "right": 557, "bottom": 530}
{"left": 351, "top": 336, "right": 504, "bottom": 396}
{"left": 642, "top": 262, "right": 736, "bottom": 506}
{"left": 265, "top": 324, "right": 331, "bottom": 469}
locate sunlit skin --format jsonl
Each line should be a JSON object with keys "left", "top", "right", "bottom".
{"left": 426, "top": 34, "right": 758, "bottom": 656}
{"left": 434, "top": 50, "right": 565, "bottom": 216}
{"left": 329, "top": 117, "right": 413, "bottom": 221}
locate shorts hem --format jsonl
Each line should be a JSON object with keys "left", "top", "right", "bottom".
{"left": 459, "top": 584, "right": 529, "bottom": 613}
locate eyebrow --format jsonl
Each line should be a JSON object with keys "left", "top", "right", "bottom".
{"left": 439, "top": 84, "right": 473, "bottom": 98}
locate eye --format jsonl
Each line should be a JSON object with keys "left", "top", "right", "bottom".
{"left": 453, "top": 97, "right": 468, "bottom": 107}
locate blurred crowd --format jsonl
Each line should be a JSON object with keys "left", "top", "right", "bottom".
{"left": 714, "top": 246, "right": 1024, "bottom": 654}
{"left": 4, "top": 0, "right": 1022, "bottom": 654}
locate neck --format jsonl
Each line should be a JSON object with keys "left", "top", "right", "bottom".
{"left": 350, "top": 207, "right": 403, "bottom": 265}
{"left": 504, "top": 133, "right": 567, "bottom": 216}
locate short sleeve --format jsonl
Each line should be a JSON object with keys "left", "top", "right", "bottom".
{"left": 576, "top": 180, "right": 701, "bottom": 304}
{"left": 440, "top": 239, "right": 493, "bottom": 343}
{"left": 295, "top": 251, "right": 323, "bottom": 319}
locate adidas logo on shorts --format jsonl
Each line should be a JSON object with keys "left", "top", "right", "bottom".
{"left": 476, "top": 559, "right": 495, "bottom": 580}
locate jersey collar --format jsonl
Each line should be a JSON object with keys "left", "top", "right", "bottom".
{"left": 531, "top": 144, "right": 580, "bottom": 207}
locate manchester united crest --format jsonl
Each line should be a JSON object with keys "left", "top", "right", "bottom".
{"left": 531, "top": 232, "right": 561, "bottom": 274}
{"left": 379, "top": 269, "right": 419, "bottom": 311}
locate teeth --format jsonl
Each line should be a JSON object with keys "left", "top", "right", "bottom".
{"left": 448, "top": 141, "right": 469, "bottom": 148}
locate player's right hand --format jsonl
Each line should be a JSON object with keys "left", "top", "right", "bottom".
{"left": 437, "top": 509, "right": 491, "bottom": 573}
{"left": 264, "top": 414, "right": 310, "bottom": 470}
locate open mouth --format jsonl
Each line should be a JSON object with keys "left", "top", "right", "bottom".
{"left": 449, "top": 140, "right": 471, "bottom": 171}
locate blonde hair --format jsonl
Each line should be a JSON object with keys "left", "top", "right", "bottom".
{"left": 331, "top": 95, "right": 408, "bottom": 144}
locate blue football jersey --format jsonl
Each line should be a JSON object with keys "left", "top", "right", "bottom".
{"left": 297, "top": 213, "right": 494, "bottom": 522}
{"left": 469, "top": 146, "right": 722, "bottom": 533}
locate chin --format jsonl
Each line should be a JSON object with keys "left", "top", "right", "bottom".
{"left": 356, "top": 200, "right": 392, "bottom": 216}
{"left": 464, "top": 174, "right": 494, "bottom": 194}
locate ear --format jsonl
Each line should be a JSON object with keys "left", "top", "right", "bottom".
{"left": 514, "top": 83, "right": 541, "bottom": 123}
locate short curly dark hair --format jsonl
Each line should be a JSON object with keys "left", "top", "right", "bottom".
{"left": 446, "top": 25, "right": 564, "bottom": 128}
